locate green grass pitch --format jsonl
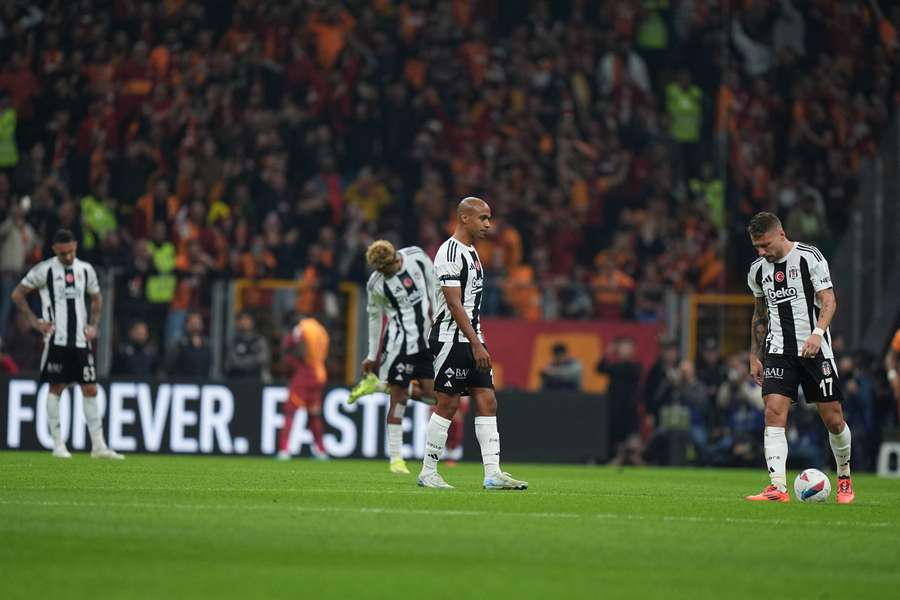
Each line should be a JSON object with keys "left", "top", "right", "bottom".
{"left": 2, "top": 452, "right": 899, "bottom": 599}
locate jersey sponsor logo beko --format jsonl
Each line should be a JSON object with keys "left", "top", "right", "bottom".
{"left": 764, "top": 367, "right": 784, "bottom": 379}
{"left": 767, "top": 287, "right": 797, "bottom": 304}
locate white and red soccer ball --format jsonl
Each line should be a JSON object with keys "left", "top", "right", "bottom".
{"left": 793, "top": 468, "right": 832, "bottom": 503}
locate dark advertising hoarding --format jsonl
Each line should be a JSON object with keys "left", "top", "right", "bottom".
{"left": 0, "top": 377, "right": 608, "bottom": 463}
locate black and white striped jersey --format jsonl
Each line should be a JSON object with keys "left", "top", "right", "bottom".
{"left": 747, "top": 242, "right": 834, "bottom": 358}
{"left": 431, "top": 237, "right": 485, "bottom": 344}
{"left": 365, "top": 246, "right": 436, "bottom": 360}
{"left": 20, "top": 257, "right": 101, "bottom": 348}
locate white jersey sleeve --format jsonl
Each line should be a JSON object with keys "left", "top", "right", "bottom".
{"left": 85, "top": 262, "right": 101, "bottom": 295}
{"left": 365, "top": 273, "right": 387, "bottom": 362}
{"left": 747, "top": 260, "right": 764, "bottom": 298}
{"left": 809, "top": 256, "right": 833, "bottom": 293}
{"left": 20, "top": 260, "right": 50, "bottom": 290}
{"left": 434, "top": 242, "right": 462, "bottom": 288}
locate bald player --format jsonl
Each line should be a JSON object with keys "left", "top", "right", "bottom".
{"left": 418, "top": 197, "right": 528, "bottom": 490}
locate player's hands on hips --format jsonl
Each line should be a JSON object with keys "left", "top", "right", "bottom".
{"left": 473, "top": 343, "right": 491, "bottom": 371}
{"left": 800, "top": 333, "right": 821, "bottom": 358}
{"left": 35, "top": 320, "right": 54, "bottom": 336}
{"left": 749, "top": 355, "right": 763, "bottom": 386}
{"left": 85, "top": 325, "right": 98, "bottom": 341}
{"left": 360, "top": 358, "right": 376, "bottom": 374}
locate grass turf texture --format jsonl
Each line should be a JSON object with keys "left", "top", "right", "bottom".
{"left": 1, "top": 453, "right": 899, "bottom": 600}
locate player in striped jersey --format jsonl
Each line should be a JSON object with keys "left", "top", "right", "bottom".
{"left": 10, "top": 229, "right": 123, "bottom": 460}
{"left": 744, "top": 213, "right": 853, "bottom": 503}
{"left": 418, "top": 197, "right": 527, "bottom": 490}
{"left": 352, "top": 240, "right": 438, "bottom": 474}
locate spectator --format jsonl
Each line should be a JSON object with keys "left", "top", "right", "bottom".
{"left": 645, "top": 339, "right": 680, "bottom": 418}
{"left": 666, "top": 69, "right": 703, "bottom": 181}
{"left": 596, "top": 337, "right": 643, "bottom": 461}
{"left": 0, "top": 91, "right": 18, "bottom": 171}
{"left": 0, "top": 201, "right": 38, "bottom": 335}
{"left": 112, "top": 321, "right": 158, "bottom": 377}
{"left": 540, "top": 343, "right": 583, "bottom": 391}
{"left": 165, "top": 311, "right": 212, "bottom": 379}
{"left": 225, "top": 311, "right": 271, "bottom": 382}
{"left": 696, "top": 338, "right": 727, "bottom": 412}
{"left": 344, "top": 166, "right": 391, "bottom": 223}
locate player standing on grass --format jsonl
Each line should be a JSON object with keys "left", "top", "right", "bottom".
{"left": 10, "top": 229, "right": 124, "bottom": 459}
{"left": 349, "top": 240, "right": 438, "bottom": 474}
{"left": 278, "top": 314, "right": 330, "bottom": 460}
{"left": 745, "top": 212, "right": 853, "bottom": 503}
{"left": 417, "top": 197, "right": 527, "bottom": 490}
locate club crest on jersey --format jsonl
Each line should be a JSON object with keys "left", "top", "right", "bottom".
{"left": 775, "top": 271, "right": 785, "bottom": 283}
{"left": 821, "top": 361, "right": 832, "bottom": 376}
{"left": 789, "top": 267, "right": 799, "bottom": 280}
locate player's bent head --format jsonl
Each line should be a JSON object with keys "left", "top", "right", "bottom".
{"left": 747, "top": 212, "right": 782, "bottom": 238}
{"left": 366, "top": 239, "right": 398, "bottom": 272}
{"left": 52, "top": 229, "right": 78, "bottom": 263}
{"left": 748, "top": 212, "right": 788, "bottom": 261}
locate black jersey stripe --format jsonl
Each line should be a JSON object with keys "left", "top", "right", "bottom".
{"left": 773, "top": 262, "right": 797, "bottom": 355}
{"left": 456, "top": 257, "right": 469, "bottom": 342}
{"left": 45, "top": 266, "right": 56, "bottom": 323}
{"left": 382, "top": 282, "right": 407, "bottom": 355}
{"left": 799, "top": 257, "right": 817, "bottom": 344}
{"left": 65, "top": 267, "right": 77, "bottom": 348}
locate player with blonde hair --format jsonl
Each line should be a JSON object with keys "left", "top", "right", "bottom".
{"left": 350, "top": 239, "right": 438, "bottom": 474}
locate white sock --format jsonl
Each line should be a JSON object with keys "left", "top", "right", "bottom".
{"left": 47, "top": 393, "right": 63, "bottom": 448}
{"left": 764, "top": 426, "right": 788, "bottom": 492}
{"left": 421, "top": 414, "right": 451, "bottom": 475}
{"left": 83, "top": 395, "right": 107, "bottom": 451}
{"left": 475, "top": 415, "right": 501, "bottom": 478}
{"left": 387, "top": 424, "right": 403, "bottom": 460}
{"left": 829, "top": 423, "right": 852, "bottom": 478}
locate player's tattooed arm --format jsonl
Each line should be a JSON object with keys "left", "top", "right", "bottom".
{"left": 814, "top": 288, "right": 836, "bottom": 331}
{"left": 10, "top": 284, "right": 53, "bottom": 335}
{"left": 750, "top": 296, "right": 768, "bottom": 362}
{"left": 85, "top": 292, "right": 102, "bottom": 341}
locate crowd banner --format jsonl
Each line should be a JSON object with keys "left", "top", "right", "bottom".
{"left": 1, "top": 378, "right": 609, "bottom": 463}
{"left": 481, "top": 318, "right": 662, "bottom": 392}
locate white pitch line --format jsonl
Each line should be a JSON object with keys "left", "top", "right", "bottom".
{"left": 0, "top": 499, "right": 895, "bottom": 529}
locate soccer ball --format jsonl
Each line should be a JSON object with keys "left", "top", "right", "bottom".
{"left": 793, "top": 469, "right": 831, "bottom": 503}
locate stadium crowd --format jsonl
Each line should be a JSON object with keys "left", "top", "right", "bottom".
{"left": 1, "top": 1, "right": 899, "bottom": 466}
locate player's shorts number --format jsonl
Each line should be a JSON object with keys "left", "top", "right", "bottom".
{"left": 819, "top": 377, "right": 833, "bottom": 397}
{"left": 83, "top": 366, "right": 96, "bottom": 382}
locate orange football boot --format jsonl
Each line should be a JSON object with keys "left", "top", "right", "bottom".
{"left": 836, "top": 477, "right": 855, "bottom": 504}
{"left": 746, "top": 485, "right": 790, "bottom": 502}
